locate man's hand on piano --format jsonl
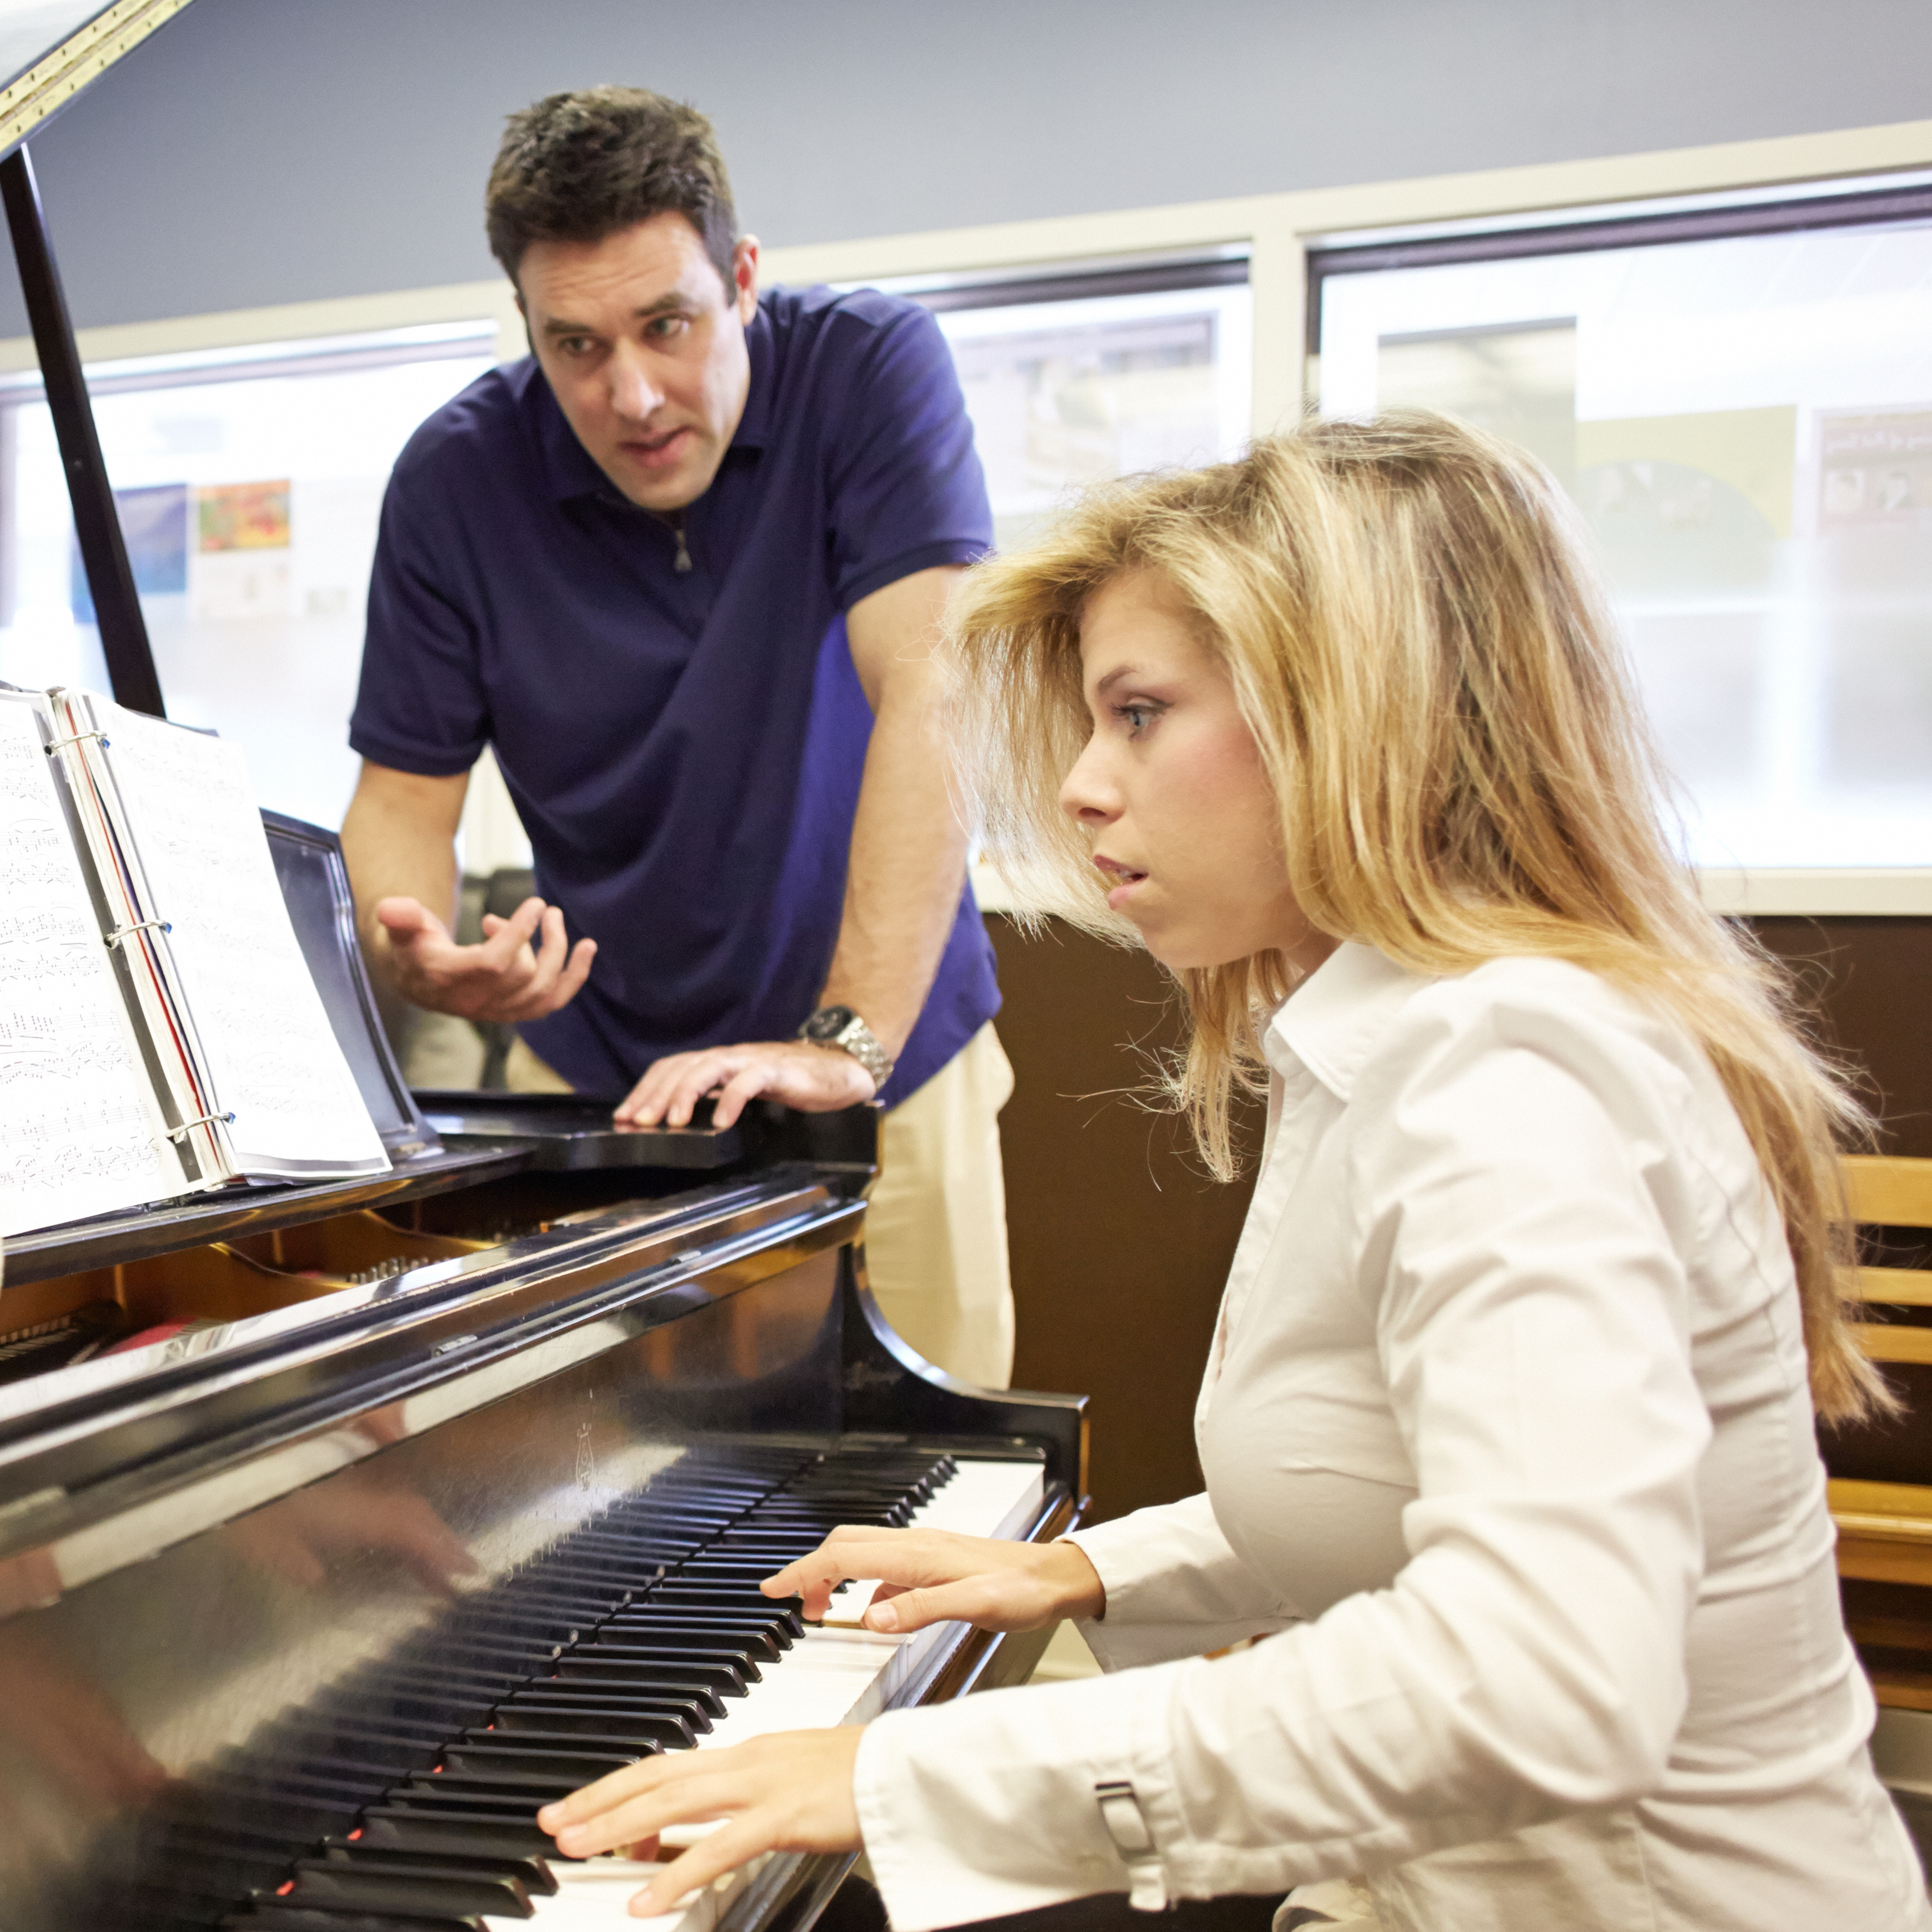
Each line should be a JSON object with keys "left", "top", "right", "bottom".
{"left": 616, "top": 1038, "right": 876, "bottom": 1131}
{"left": 766, "top": 1526, "right": 1107, "bottom": 1633}
{"left": 373, "top": 893, "right": 596, "bottom": 1023}
{"left": 537, "top": 1727, "right": 864, "bottom": 1914}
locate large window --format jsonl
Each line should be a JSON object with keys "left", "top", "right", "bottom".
{"left": 869, "top": 256, "right": 1252, "bottom": 912}
{"left": 1309, "top": 179, "right": 1932, "bottom": 872}
{"left": 0, "top": 323, "right": 497, "bottom": 829}
{"left": 871, "top": 255, "right": 1253, "bottom": 550}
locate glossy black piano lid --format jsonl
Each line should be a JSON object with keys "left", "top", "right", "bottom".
{"left": 0, "top": 1245, "right": 853, "bottom": 1929}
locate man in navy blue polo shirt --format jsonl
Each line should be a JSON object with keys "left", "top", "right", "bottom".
{"left": 340, "top": 88, "right": 1013, "bottom": 1386}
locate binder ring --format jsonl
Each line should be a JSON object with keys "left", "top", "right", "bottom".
{"left": 105, "top": 918, "right": 171, "bottom": 950}
{"left": 44, "top": 728, "right": 108, "bottom": 752}
{"left": 167, "top": 1111, "right": 234, "bottom": 1143}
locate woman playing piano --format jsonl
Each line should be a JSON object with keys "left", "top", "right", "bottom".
{"left": 540, "top": 416, "right": 1931, "bottom": 1930}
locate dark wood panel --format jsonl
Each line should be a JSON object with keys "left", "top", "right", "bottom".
{"left": 1748, "top": 918, "right": 1932, "bottom": 1157}
{"left": 989, "top": 917, "right": 1257, "bottom": 1523}
{"left": 992, "top": 914, "right": 1932, "bottom": 1525}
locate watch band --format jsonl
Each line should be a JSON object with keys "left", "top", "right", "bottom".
{"left": 797, "top": 1006, "right": 894, "bottom": 1090}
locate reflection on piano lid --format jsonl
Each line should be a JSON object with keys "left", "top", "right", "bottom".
{"left": 166, "top": 1447, "right": 1046, "bottom": 1932}
{"left": 0, "top": 1134, "right": 1086, "bottom": 1932}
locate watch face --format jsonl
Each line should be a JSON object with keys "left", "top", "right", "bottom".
{"left": 803, "top": 1005, "right": 857, "bottom": 1044}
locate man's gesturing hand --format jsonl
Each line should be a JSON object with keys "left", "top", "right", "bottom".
{"left": 616, "top": 1040, "right": 875, "bottom": 1132}
{"left": 538, "top": 1729, "right": 862, "bottom": 1917}
{"left": 767, "top": 1526, "right": 1106, "bottom": 1635}
{"left": 373, "top": 894, "right": 595, "bottom": 1024}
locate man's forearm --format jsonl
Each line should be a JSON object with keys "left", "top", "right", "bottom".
{"left": 817, "top": 675, "right": 970, "bottom": 1062}
{"left": 339, "top": 763, "right": 467, "bottom": 994}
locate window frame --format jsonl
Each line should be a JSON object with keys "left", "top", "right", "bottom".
{"left": 4, "top": 115, "right": 1926, "bottom": 908}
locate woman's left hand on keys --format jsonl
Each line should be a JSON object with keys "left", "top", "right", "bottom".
{"left": 537, "top": 1728, "right": 862, "bottom": 1914}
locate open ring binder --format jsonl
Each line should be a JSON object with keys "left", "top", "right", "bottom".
{"left": 166, "top": 1111, "right": 236, "bottom": 1144}
{"left": 44, "top": 727, "right": 107, "bottom": 752}
{"left": 105, "top": 917, "right": 171, "bottom": 949}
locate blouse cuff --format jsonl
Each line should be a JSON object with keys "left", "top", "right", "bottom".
{"left": 853, "top": 1666, "right": 1191, "bottom": 1931}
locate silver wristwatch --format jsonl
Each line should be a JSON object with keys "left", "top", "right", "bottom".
{"left": 797, "top": 1004, "right": 894, "bottom": 1089}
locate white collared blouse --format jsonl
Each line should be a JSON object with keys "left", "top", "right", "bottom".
{"left": 854, "top": 942, "right": 1929, "bottom": 1931}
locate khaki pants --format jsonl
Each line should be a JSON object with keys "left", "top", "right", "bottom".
{"left": 504, "top": 1023, "right": 1017, "bottom": 1388}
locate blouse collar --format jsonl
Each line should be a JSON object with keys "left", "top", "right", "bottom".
{"left": 1263, "top": 941, "right": 1430, "bottom": 1101}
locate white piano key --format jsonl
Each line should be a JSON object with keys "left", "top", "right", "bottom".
{"left": 822, "top": 1456, "right": 1048, "bottom": 1625}
{"left": 499, "top": 1457, "right": 1047, "bottom": 1931}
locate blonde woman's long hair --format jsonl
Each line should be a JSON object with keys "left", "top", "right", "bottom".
{"left": 949, "top": 412, "right": 1883, "bottom": 1421}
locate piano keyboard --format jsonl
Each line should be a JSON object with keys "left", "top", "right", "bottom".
{"left": 497, "top": 1457, "right": 1044, "bottom": 1932}
{"left": 177, "top": 1443, "right": 1046, "bottom": 1932}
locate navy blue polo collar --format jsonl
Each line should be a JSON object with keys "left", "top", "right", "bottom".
{"left": 536, "top": 299, "right": 774, "bottom": 504}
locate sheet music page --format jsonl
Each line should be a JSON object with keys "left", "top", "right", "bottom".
{"left": 92, "top": 703, "right": 388, "bottom": 1176}
{"left": 0, "top": 695, "right": 178, "bottom": 1233}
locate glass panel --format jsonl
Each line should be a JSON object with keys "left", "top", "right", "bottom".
{"left": 0, "top": 330, "right": 496, "bottom": 829}
{"left": 1315, "top": 218, "right": 1932, "bottom": 868}
{"left": 934, "top": 282, "right": 1253, "bottom": 551}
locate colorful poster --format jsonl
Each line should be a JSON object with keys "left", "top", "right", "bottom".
{"left": 197, "top": 480, "right": 292, "bottom": 553}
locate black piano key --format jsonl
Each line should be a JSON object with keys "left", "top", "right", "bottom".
{"left": 189, "top": 1769, "right": 374, "bottom": 1835}
{"left": 403, "top": 1768, "right": 596, "bottom": 1804}
{"left": 683, "top": 1540, "right": 831, "bottom": 1560}
{"left": 512, "top": 1678, "right": 727, "bottom": 1721}
{"left": 433, "top": 1741, "right": 645, "bottom": 1782}
{"left": 795, "top": 1498, "right": 919, "bottom": 1519}
{"left": 491, "top": 1566, "right": 629, "bottom": 1602}
{"left": 565, "top": 1531, "right": 700, "bottom": 1559}
{"left": 646, "top": 1577, "right": 803, "bottom": 1603}
{"left": 312, "top": 1685, "right": 494, "bottom": 1737}
{"left": 226, "top": 1914, "right": 487, "bottom": 1932}
{"left": 320, "top": 1839, "right": 558, "bottom": 1896}
{"left": 135, "top": 1823, "right": 297, "bottom": 1904}
{"left": 380, "top": 1789, "right": 557, "bottom": 1822}
{"left": 776, "top": 1476, "right": 942, "bottom": 1495}
{"left": 488, "top": 1702, "right": 704, "bottom": 1743}
{"left": 352, "top": 1808, "right": 557, "bottom": 1861}
{"left": 472, "top": 1709, "right": 697, "bottom": 1752}
{"left": 491, "top": 1577, "right": 634, "bottom": 1617}
{"left": 550, "top": 1554, "right": 670, "bottom": 1582}
{"left": 671, "top": 1563, "right": 814, "bottom": 1586}
{"left": 552, "top": 1653, "right": 752, "bottom": 1692}
{"left": 277, "top": 1858, "right": 534, "bottom": 1917}
{"left": 408, "top": 1638, "right": 566, "bottom": 1678}
{"left": 431, "top": 1613, "right": 575, "bottom": 1650}
{"left": 647, "top": 1585, "right": 806, "bottom": 1627}
{"left": 595, "top": 1615, "right": 789, "bottom": 1655}
{"left": 359, "top": 1664, "right": 535, "bottom": 1709}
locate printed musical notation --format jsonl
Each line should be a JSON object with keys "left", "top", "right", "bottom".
{"left": 98, "top": 709, "right": 386, "bottom": 1172}
{"left": 0, "top": 699, "right": 173, "bottom": 1236}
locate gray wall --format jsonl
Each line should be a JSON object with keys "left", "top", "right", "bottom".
{"left": 6, "top": 0, "right": 1930, "bottom": 336}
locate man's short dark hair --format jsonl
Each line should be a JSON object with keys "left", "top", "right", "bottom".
{"left": 486, "top": 87, "right": 739, "bottom": 293}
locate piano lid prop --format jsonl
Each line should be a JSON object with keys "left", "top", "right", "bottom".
{"left": 0, "top": 0, "right": 204, "bottom": 717}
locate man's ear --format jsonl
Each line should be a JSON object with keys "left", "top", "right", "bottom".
{"left": 732, "top": 236, "right": 760, "bottom": 323}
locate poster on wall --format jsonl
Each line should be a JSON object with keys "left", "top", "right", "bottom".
{"left": 1819, "top": 411, "right": 1932, "bottom": 530}
{"left": 194, "top": 480, "right": 293, "bottom": 621}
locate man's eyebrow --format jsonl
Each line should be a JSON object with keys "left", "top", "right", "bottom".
{"left": 538, "top": 292, "right": 692, "bottom": 337}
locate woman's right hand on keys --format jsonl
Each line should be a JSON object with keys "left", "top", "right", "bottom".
{"left": 765, "top": 1527, "right": 1106, "bottom": 1632}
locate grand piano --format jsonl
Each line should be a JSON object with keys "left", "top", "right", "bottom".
{"left": 0, "top": 9, "right": 1087, "bottom": 1929}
